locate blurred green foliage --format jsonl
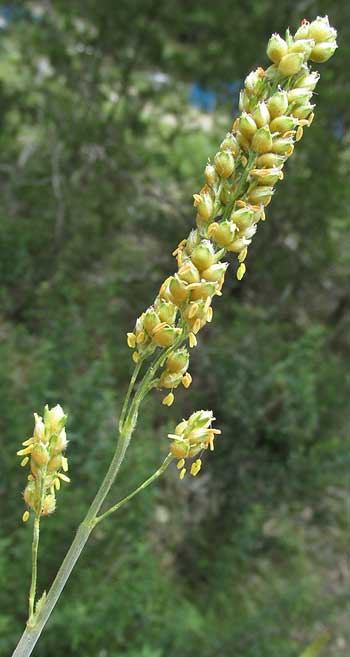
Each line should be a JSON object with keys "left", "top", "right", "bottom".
{"left": 0, "top": 1, "right": 349, "bottom": 656}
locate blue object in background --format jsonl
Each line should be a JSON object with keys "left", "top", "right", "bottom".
{"left": 189, "top": 80, "right": 242, "bottom": 113}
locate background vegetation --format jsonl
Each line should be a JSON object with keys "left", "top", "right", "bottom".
{"left": 1, "top": 1, "right": 349, "bottom": 656}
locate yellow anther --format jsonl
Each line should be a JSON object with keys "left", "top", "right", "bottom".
{"left": 54, "top": 478, "right": 61, "bottom": 490}
{"left": 58, "top": 472, "right": 70, "bottom": 483}
{"left": 62, "top": 456, "right": 69, "bottom": 472}
{"left": 237, "top": 263, "right": 246, "bottom": 281}
{"left": 207, "top": 222, "right": 218, "bottom": 239}
{"left": 177, "top": 458, "right": 185, "bottom": 470}
{"left": 193, "top": 193, "right": 202, "bottom": 207}
{"left": 151, "top": 322, "right": 168, "bottom": 335}
{"left": 238, "top": 247, "right": 248, "bottom": 263}
{"left": 206, "top": 307, "right": 213, "bottom": 322}
{"left": 261, "top": 209, "right": 266, "bottom": 221}
{"left": 22, "top": 511, "right": 30, "bottom": 523}
{"left": 190, "top": 459, "right": 202, "bottom": 476}
{"left": 308, "top": 112, "right": 315, "bottom": 126}
{"left": 182, "top": 372, "right": 192, "bottom": 389}
{"left": 20, "top": 457, "right": 29, "bottom": 467}
{"left": 189, "top": 332, "right": 197, "bottom": 348}
{"left": 127, "top": 332, "right": 136, "bottom": 348}
{"left": 235, "top": 199, "right": 246, "bottom": 208}
{"left": 241, "top": 155, "right": 248, "bottom": 167}
{"left": 179, "top": 467, "right": 186, "bottom": 480}
{"left": 162, "top": 392, "right": 174, "bottom": 407}
{"left": 132, "top": 351, "right": 140, "bottom": 363}
{"left": 296, "top": 125, "right": 303, "bottom": 142}
{"left": 16, "top": 445, "right": 34, "bottom": 456}
{"left": 27, "top": 474, "right": 34, "bottom": 481}
{"left": 22, "top": 437, "right": 34, "bottom": 446}
{"left": 204, "top": 297, "right": 211, "bottom": 313}
{"left": 193, "top": 318, "right": 201, "bottom": 334}
{"left": 188, "top": 303, "right": 199, "bottom": 319}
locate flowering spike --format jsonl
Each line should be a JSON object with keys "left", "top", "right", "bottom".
{"left": 19, "top": 405, "right": 70, "bottom": 520}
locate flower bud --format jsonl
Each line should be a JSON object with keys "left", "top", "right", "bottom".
{"left": 227, "top": 237, "right": 251, "bottom": 253}
{"left": 143, "top": 307, "right": 161, "bottom": 336}
{"left": 310, "top": 41, "right": 337, "bottom": 63}
{"left": 236, "top": 131, "right": 251, "bottom": 151}
{"left": 185, "top": 229, "right": 201, "bottom": 255}
{"left": 24, "top": 482, "right": 38, "bottom": 510}
{"left": 269, "top": 115, "right": 297, "bottom": 133}
{"left": 52, "top": 428, "right": 68, "bottom": 455}
{"left": 251, "top": 126, "right": 273, "bottom": 153}
{"left": 154, "top": 300, "right": 177, "bottom": 325}
{"left": 170, "top": 440, "right": 189, "bottom": 459}
{"left": 252, "top": 102, "right": 270, "bottom": 128}
{"left": 248, "top": 186, "right": 274, "bottom": 206}
{"left": 220, "top": 132, "right": 240, "bottom": 155}
{"left": 244, "top": 70, "right": 260, "bottom": 94}
{"left": 204, "top": 163, "right": 218, "bottom": 187}
{"left": 238, "top": 113, "right": 257, "bottom": 139}
{"left": 178, "top": 261, "right": 201, "bottom": 285}
{"left": 256, "top": 152, "right": 286, "bottom": 168}
{"left": 291, "top": 103, "right": 315, "bottom": 119}
{"left": 32, "top": 444, "right": 50, "bottom": 467}
{"left": 232, "top": 208, "right": 255, "bottom": 230}
{"left": 272, "top": 136, "right": 294, "bottom": 155}
{"left": 267, "top": 34, "right": 288, "bottom": 63}
{"left": 295, "top": 71, "right": 319, "bottom": 90}
{"left": 169, "top": 276, "right": 189, "bottom": 305}
{"left": 288, "top": 38, "right": 315, "bottom": 59}
{"left": 267, "top": 91, "right": 288, "bottom": 118}
{"left": 190, "top": 281, "right": 217, "bottom": 301}
{"left": 160, "top": 370, "right": 184, "bottom": 389}
{"left": 44, "top": 404, "right": 66, "bottom": 436}
{"left": 251, "top": 167, "right": 283, "bottom": 186}
{"left": 287, "top": 88, "right": 313, "bottom": 104}
{"left": 214, "top": 150, "right": 235, "bottom": 178}
{"left": 209, "top": 220, "right": 236, "bottom": 247}
{"left": 41, "top": 494, "right": 56, "bottom": 516}
{"left": 308, "top": 16, "right": 337, "bottom": 43}
{"left": 201, "top": 262, "right": 228, "bottom": 282}
{"left": 166, "top": 348, "right": 189, "bottom": 374}
{"left": 278, "top": 52, "right": 304, "bottom": 75}
{"left": 152, "top": 325, "right": 182, "bottom": 348}
{"left": 47, "top": 454, "right": 63, "bottom": 473}
{"left": 33, "top": 413, "right": 45, "bottom": 443}
{"left": 191, "top": 241, "right": 215, "bottom": 272}
{"left": 294, "top": 21, "right": 310, "bottom": 41}
{"left": 239, "top": 89, "right": 251, "bottom": 113}
{"left": 193, "top": 191, "right": 213, "bottom": 221}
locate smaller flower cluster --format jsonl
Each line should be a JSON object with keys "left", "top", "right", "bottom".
{"left": 168, "top": 410, "right": 221, "bottom": 479}
{"left": 17, "top": 405, "right": 69, "bottom": 522}
{"left": 267, "top": 15, "right": 337, "bottom": 72}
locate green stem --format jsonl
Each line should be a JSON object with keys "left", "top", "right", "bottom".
{"left": 28, "top": 515, "right": 40, "bottom": 622}
{"left": 118, "top": 358, "right": 143, "bottom": 432}
{"left": 94, "top": 453, "right": 173, "bottom": 525}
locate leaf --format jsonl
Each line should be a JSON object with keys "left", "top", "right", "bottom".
{"left": 298, "top": 631, "right": 331, "bottom": 657}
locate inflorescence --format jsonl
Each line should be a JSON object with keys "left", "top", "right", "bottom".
{"left": 126, "top": 16, "right": 337, "bottom": 420}
{"left": 168, "top": 410, "right": 221, "bottom": 479}
{"left": 17, "top": 405, "right": 69, "bottom": 522}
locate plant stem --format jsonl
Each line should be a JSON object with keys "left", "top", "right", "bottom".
{"left": 28, "top": 515, "right": 40, "bottom": 622}
{"left": 94, "top": 453, "right": 173, "bottom": 525}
